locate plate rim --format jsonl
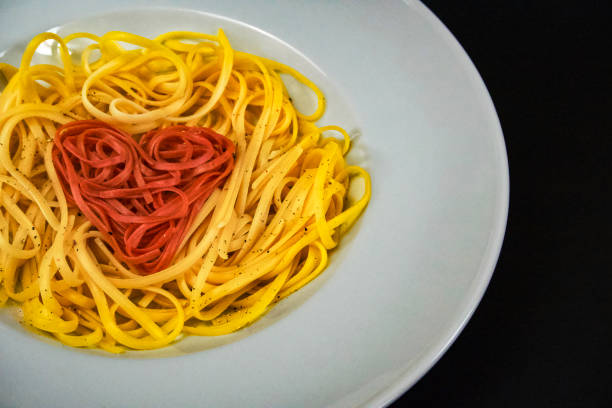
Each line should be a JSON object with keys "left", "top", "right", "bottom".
{"left": 367, "top": 2, "right": 509, "bottom": 406}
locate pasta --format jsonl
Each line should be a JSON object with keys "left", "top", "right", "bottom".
{"left": 52, "top": 120, "right": 235, "bottom": 274}
{"left": 0, "top": 28, "right": 371, "bottom": 352}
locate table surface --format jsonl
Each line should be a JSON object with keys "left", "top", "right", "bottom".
{"left": 392, "top": 1, "right": 611, "bottom": 407}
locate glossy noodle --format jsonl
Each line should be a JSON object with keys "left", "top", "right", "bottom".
{"left": 0, "top": 29, "right": 370, "bottom": 352}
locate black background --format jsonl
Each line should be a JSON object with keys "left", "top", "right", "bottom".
{"left": 393, "top": 1, "right": 611, "bottom": 407}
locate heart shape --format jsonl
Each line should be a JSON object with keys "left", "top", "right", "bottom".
{"left": 52, "top": 120, "right": 234, "bottom": 274}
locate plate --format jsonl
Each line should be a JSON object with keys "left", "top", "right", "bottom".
{"left": 0, "top": 2, "right": 508, "bottom": 407}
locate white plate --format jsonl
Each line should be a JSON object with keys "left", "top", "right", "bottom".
{"left": 0, "top": 2, "right": 508, "bottom": 407}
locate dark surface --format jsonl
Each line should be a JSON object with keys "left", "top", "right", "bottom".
{"left": 393, "top": 1, "right": 611, "bottom": 407}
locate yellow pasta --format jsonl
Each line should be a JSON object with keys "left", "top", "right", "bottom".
{"left": 0, "top": 29, "right": 370, "bottom": 352}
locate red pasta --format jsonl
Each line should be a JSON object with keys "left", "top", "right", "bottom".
{"left": 52, "top": 120, "right": 234, "bottom": 274}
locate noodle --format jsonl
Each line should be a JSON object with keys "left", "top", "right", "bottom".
{"left": 52, "top": 120, "right": 235, "bottom": 273}
{"left": 0, "top": 28, "right": 371, "bottom": 352}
